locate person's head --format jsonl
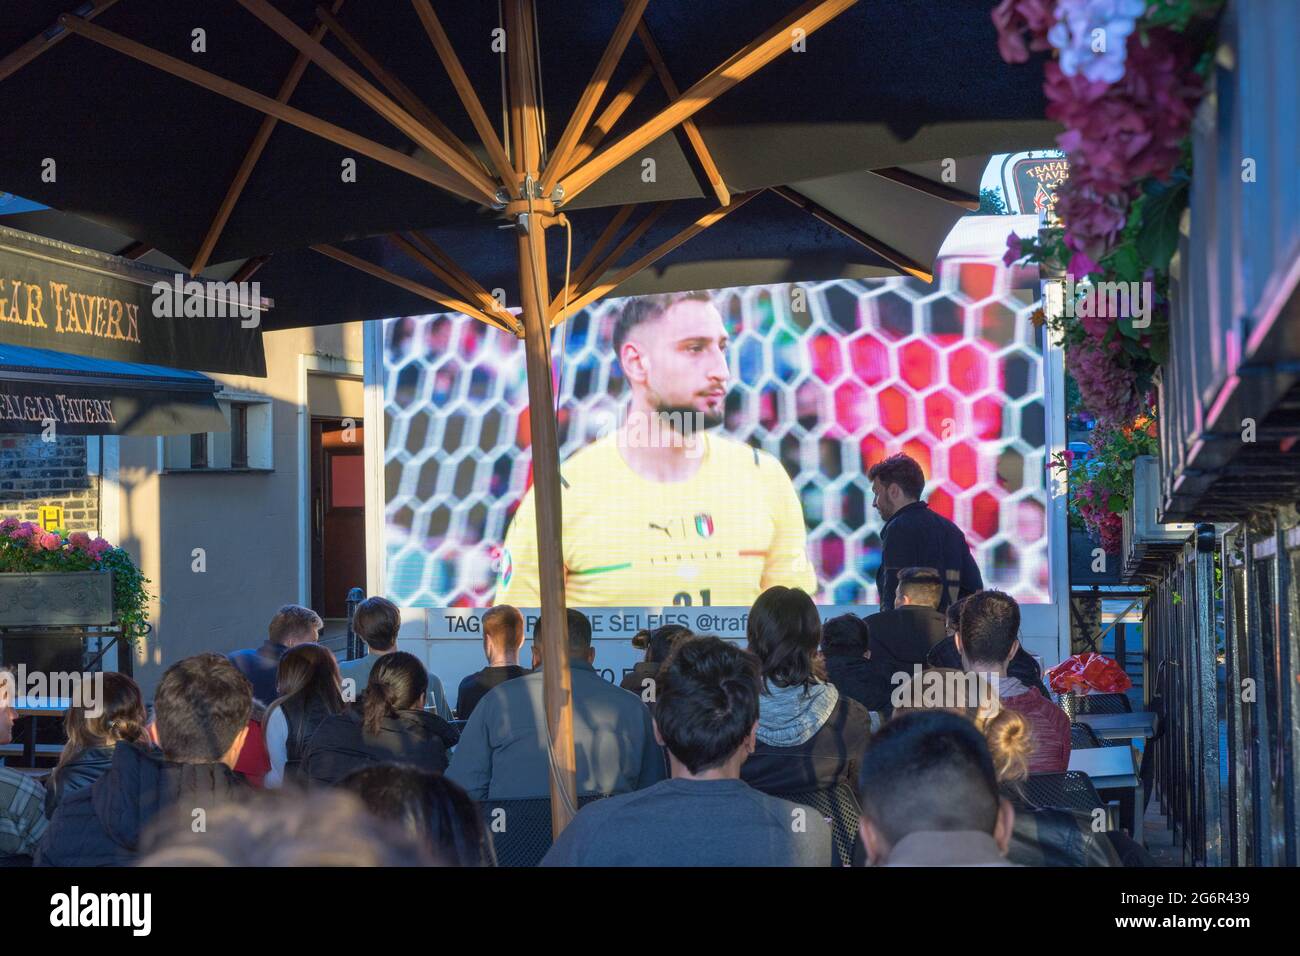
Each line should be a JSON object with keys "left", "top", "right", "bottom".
{"left": 955, "top": 589, "right": 1021, "bottom": 671}
{"left": 613, "top": 291, "right": 729, "bottom": 430}
{"left": 857, "top": 710, "right": 1014, "bottom": 865}
{"left": 139, "top": 788, "right": 434, "bottom": 866}
{"left": 531, "top": 608, "right": 594, "bottom": 668}
{"left": 654, "top": 636, "right": 760, "bottom": 778}
{"left": 0, "top": 667, "right": 15, "bottom": 746}
{"left": 341, "top": 764, "right": 491, "bottom": 866}
{"left": 481, "top": 604, "right": 525, "bottom": 665}
{"left": 868, "top": 453, "right": 926, "bottom": 520}
{"left": 153, "top": 653, "right": 253, "bottom": 766}
{"left": 270, "top": 643, "right": 344, "bottom": 715}
{"left": 946, "top": 594, "right": 971, "bottom": 639}
{"left": 268, "top": 604, "right": 323, "bottom": 648}
{"left": 644, "top": 624, "right": 693, "bottom": 665}
{"left": 746, "top": 586, "right": 824, "bottom": 690}
{"left": 352, "top": 596, "right": 401, "bottom": 653}
{"left": 362, "top": 651, "right": 428, "bottom": 735}
{"left": 982, "top": 708, "right": 1033, "bottom": 786}
{"left": 56, "top": 671, "right": 147, "bottom": 775}
{"left": 820, "top": 613, "right": 869, "bottom": 659}
{"left": 897, "top": 566, "right": 943, "bottom": 609}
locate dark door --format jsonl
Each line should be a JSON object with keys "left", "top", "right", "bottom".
{"left": 311, "top": 419, "right": 366, "bottom": 619}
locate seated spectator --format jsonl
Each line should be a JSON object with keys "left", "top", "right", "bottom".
{"left": 228, "top": 604, "right": 322, "bottom": 708}
{"left": 543, "top": 636, "right": 832, "bottom": 867}
{"left": 139, "top": 789, "right": 433, "bottom": 867}
{"left": 263, "top": 643, "right": 346, "bottom": 788}
{"left": 302, "top": 652, "right": 458, "bottom": 787}
{"left": 864, "top": 567, "right": 949, "bottom": 676}
{"left": 45, "top": 670, "right": 148, "bottom": 817}
{"left": 338, "top": 597, "right": 452, "bottom": 719}
{"left": 456, "top": 604, "right": 528, "bottom": 720}
{"left": 448, "top": 609, "right": 664, "bottom": 799}
{"left": 857, "top": 710, "right": 1016, "bottom": 866}
{"left": 619, "top": 624, "right": 692, "bottom": 701}
{"left": 819, "top": 614, "right": 893, "bottom": 719}
{"left": 0, "top": 669, "right": 48, "bottom": 861}
{"left": 928, "top": 595, "right": 1048, "bottom": 696}
{"left": 955, "top": 591, "right": 1070, "bottom": 773}
{"left": 37, "top": 654, "right": 252, "bottom": 866}
{"left": 341, "top": 764, "right": 492, "bottom": 866}
{"left": 892, "top": 670, "right": 1120, "bottom": 866}
{"left": 740, "top": 587, "right": 874, "bottom": 796}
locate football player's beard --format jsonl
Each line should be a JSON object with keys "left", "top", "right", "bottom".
{"left": 652, "top": 401, "right": 724, "bottom": 433}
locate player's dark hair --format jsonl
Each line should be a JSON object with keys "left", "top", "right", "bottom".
{"left": 858, "top": 710, "right": 1001, "bottom": 844}
{"left": 897, "top": 566, "right": 943, "bottom": 608}
{"left": 534, "top": 608, "right": 593, "bottom": 656}
{"left": 820, "top": 613, "right": 869, "bottom": 657}
{"left": 867, "top": 453, "right": 926, "bottom": 501}
{"left": 612, "top": 291, "right": 714, "bottom": 359}
{"left": 655, "top": 636, "right": 760, "bottom": 774}
{"left": 958, "top": 590, "right": 1021, "bottom": 665}
{"left": 746, "top": 586, "right": 825, "bottom": 690}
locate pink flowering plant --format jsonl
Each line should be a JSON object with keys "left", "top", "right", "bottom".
{"left": 1053, "top": 411, "right": 1159, "bottom": 553}
{"left": 0, "top": 517, "right": 151, "bottom": 640}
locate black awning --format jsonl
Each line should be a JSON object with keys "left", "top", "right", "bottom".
{"left": 0, "top": 343, "right": 227, "bottom": 436}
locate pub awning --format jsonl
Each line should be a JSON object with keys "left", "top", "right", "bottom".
{"left": 0, "top": 343, "right": 227, "bottom": 437}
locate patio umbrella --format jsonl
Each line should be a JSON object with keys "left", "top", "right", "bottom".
{"left": 0, "top": 0, "right": 1056, "bottom": 831}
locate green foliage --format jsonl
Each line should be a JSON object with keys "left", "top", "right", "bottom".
{"left": 979, "top": 187, "right": 1008, "bottom": 215}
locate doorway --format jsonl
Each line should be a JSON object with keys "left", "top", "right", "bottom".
{"left": 310, "top": 418, "right": 366, "bottom": 619}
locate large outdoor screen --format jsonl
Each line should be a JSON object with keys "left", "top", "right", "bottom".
{"left": 381, "top": 254, "right": 1048, "bottom": 608}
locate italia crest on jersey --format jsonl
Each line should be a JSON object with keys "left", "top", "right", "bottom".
{"left": 694, "top": 513, "right": 714, "bottom": 538}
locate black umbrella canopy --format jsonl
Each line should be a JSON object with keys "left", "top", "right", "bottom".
{"left": 0, "top": 0, "right": 1055, "bottom": 271}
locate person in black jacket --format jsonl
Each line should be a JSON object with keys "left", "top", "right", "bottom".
{"left": 36, "top": 653, "right": 252, "bottom": 866}
{"left": 863, "top": 566, "right": 950, "bottom": 679}
{"left": 303, "top": 652, "right": 459, "bottom": 787}
{"left": 45, "top": 671, "right": 150, "bottom": 818}
{"left": 263, "top": 643, "right": 346, "bottom": 788}
{"left": 456, "top": 605, "right": 529, "bottom": 720}
{"left": 819, "top": 614, "right": 893, "bottom": 717}
{"left": 869, "top": 454, "right": 983, "bottom": 612}
{"left": 927, "top": 595, "right": 1049, "bottom": 697}
{"left": 740, "top": 587, "right": 874, "bottom": 797}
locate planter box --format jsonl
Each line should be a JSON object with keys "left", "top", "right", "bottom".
{"left": 0, "top": 571, "right": 114, "bottom": 627}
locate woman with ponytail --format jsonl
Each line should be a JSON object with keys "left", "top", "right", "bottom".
{"left": 301, "top": 652, "right": 459, "bottom": 787}
{"left": 45, "top": 672, "right": 149, "bottom": 817}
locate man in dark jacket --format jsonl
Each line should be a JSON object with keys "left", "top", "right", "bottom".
{"left": 819, "top": 614, "right": 894, "bottom": 716}
{"left": 36, "top": 654, "right": 252, "bottom": 866}
{"left": 228, "top": 604, "right": 322, "bottom": 707}
{"left": 863, "top": 567, "right": 950, "bottom": 679}
{"left": 927, "top": 595, "right": 1049, "bottom": 697}
{"left": 456, "top": 604, "right": 528, "bottom": 720}
{"left": 869, "top": 454, "right": 983, "bottom": 612}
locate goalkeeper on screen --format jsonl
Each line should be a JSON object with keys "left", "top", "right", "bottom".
{"left": 496, "top": 291, "right": 815, "bottom": 608}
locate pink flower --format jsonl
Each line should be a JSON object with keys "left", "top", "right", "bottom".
{"left": 0, "top": 517, "right": 18, "bottom": 534}
{"left": 1002, "top": 232, "right": 1025, "bottom": 267}
{"left": 87, "top": 538, "right": 112, "bottom": 560}
{"left": 1067, "top": 249, "right": 1100, "bottom": 280}
{"left": 992, "top": 0, "right": 1057, "bottom": 63}
{"left": 67, "top": 531, "right": 92, "bottom": 550}
{"left": 38, "top": 531, "right": 62, "bottom": 551}
{"left": 10, "top": 525, "right": 34, "bottom": 541}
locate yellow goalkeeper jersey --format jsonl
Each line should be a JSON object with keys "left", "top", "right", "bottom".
{"left": 496, "top": 431, "right": 815, "bottom": 607}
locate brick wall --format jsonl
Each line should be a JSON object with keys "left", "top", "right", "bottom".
{"left": 0, "top": 434, "right": 99, "bottom": 531}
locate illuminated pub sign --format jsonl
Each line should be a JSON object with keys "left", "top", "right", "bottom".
{"left": 1009, "top": 156, "right": 1069, "bottom": 221}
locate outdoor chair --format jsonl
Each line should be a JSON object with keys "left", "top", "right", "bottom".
{"left": 1021, "top": 771, "right": 1106, "bottom": 814}
{"left": 479, "top": 794, "right": 609, "bottom": 867}
{"left": 772, "top": 782, "right": 864, "bottom": 867}
{"left": 1075, "top": 693, "right": 1132, "bottom": 715}
{"left": 1069, "top": 721, "right": 1117, "bottom": 749}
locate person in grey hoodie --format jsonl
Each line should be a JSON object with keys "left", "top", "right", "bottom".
{"left": 740, "top": 587, "right": 874, "bottom": 797}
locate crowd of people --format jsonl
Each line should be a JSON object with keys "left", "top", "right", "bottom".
{"left": 0, "top": 573, "right": 1149, "bottom": 868}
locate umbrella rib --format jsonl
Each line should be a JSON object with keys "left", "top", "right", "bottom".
{"left": 557, "top": 0, "right": 859, "bottom": 206}
{"left": 547, "top": 202, "right": 668, "bottom": 316}
{"left": 551, "top": 192, "right": 761, "bottom": 323}
{"left": 770, "top": 185, "right": 933, "bottom": 282}
{"left": 0, "top": 0, "right": 122, "bottom": 82}
{"left": 191, "top": 0, "right": 348, "bottom": 278}
{"left": 409, "top": 0, "right": 515, "bottom": 187}
{"left": 550, "top": 204, "right": 638, "bottom": 312}
{"left": 58, "top": 14, "right": 485, "bottom": 205}
{"left": 389, "top": 233, "right": 521, "bottom": 334}
{"left": 870, "top": 166, "right": 981, "bottom": 210}
{"left": 634, "top": 20, "right": 730, "bottom": 206}
{"left": 231, "top": 256, "right": 271, "bottom": 283}
{"left": 235, "top": 0, "right": 497, "bottom": 204}
{"left": 314, "top": 4, "right": 484, "bottom": 175}
{"left": 560, "top": 64, "right": 654, "bottom": 177}
{"left": 311, "top": 244, "right": 517, "bottom": 335}
{"left": 538, "top": 0, "right": 649, "bottom": 198}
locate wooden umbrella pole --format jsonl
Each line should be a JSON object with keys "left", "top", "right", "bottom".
{"left": 506, "top": 0, "right": 579, "bottom": 836}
